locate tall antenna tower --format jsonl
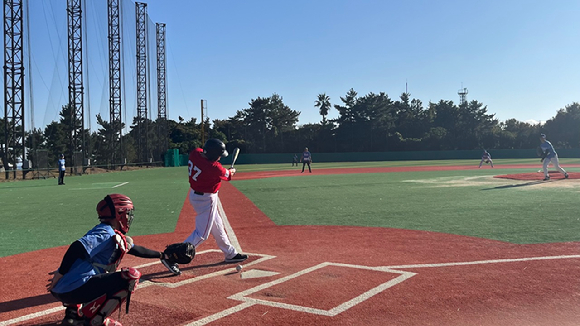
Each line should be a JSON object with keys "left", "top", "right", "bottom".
{"left": 458, "top": 86, "right": 468, "bottom": 105}
{"left": 200, "top": 99, "right": 208, "bottom": 145}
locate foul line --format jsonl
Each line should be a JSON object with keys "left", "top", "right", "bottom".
{"left": 382, "top": 254, "right": 580, "bottom": 270}
{"left": 112, "top": 182, "right": 129, "bottom": 188}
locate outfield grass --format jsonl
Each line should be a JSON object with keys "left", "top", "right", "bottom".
{"left": 233, "top": 167, "right": 580, "bottom": 244}
{"left": 1, "top": 159, "right": 579, "bottom": 257}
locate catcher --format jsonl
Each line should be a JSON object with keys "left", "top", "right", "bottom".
{"left": 47, "top": 194, "right": 195, "bottom": 326}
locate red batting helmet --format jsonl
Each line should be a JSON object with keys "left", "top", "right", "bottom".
{"left": 96, "top": 194, "right": 135, "bottom": 234}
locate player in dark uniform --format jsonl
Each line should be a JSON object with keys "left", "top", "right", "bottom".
{"left": 301, "top": 147, "right": 312, "bottom": 173}
{"left": 292, "top": 154, "right": 299, "bottom": 167}
{"left": 48, "top": 194, "right": 173, "bottom": 326}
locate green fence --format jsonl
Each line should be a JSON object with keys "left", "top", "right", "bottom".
{"left": 165, "top": 149, "right": 580, "bottom": 167}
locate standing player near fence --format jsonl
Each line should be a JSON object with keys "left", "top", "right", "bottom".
{"left": 539, "top": 133, "right": 568, "bottom": 181}
{"left": 162, "top": 139, "right": 248, "bottom": 274}
{"left": 58, "top": 154, "right": 66, "bottom": 185}
{"left": 478, "top": 150, "right": 494, "bottom": 168}
{"left": 301, "top": 147, "right": 312, "bottom": 173}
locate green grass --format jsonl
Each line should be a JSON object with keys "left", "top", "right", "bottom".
{"left": 1, "top": 159, "right": 579, "bottom": 257}
{"left": 0, "top": 167, "right": 190, "bottom": 257}
{"left": 233, "top": 167, "right": 580, "bottom": 244}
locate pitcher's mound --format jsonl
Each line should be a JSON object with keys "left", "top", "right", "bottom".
{"left": 494, "top": 171, "right": 578, "bottom": 181}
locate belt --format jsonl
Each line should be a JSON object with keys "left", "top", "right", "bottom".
{"left": 193, "top": 191, "right": 204, "bottom": 196}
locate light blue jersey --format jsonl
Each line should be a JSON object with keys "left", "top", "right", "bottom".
{"left": 540, "top": 140, "right": 557, "bottom": 159}
{"left": 58, "top": 158, "right": 66, "bottom": 171}
{"left": 51, "top": 223, "right": 117, "bottom": 294}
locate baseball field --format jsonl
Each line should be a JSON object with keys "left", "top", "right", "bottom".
{"left": 2, "top": 158, "right": 580, "bottom": 325}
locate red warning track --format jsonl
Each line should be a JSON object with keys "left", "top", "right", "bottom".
{"left": 2, "top": 165, "right": 580, "bottom": 326}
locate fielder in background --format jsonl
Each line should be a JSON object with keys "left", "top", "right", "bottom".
{"left": 478, "top": 150, "right": 494, "bottom": 168}
{"left": 301, "top": 147, "right": 312, "bottom": 173}
{"left": 47, "top": 194, "right": 175, "bottom": 326}
{"left": 292, "top": 154, "right": 299, "bottom": 167}
{"left": 163, "top": 139, "right": 248, "bottom": 275}
{"left": 539, "top": 133, "right": 568, "bottom": 181}
{"left": 58, "top": 154, "right": 66, "bottom": 185}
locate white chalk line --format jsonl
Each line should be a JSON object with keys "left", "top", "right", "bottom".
{"left": 382, "top": 254, "right": 580, "bottom": 270}
{"left": 0, "top": 306, "right": 64, "bottom": 326}
{"left": 216, "top": 197, "right": 242, "bottom": 254}
{"left": 112, "top": 182, "right": 129, "bottom": 188}
{"left": 138, "top": 251, "right": 275, "bottom": 289}
{"left": 229, "top": 262, "right": 415, "bottom": 317}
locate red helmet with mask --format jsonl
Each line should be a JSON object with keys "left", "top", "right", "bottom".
{"left": 96, "top": 194, "right": 135, "bottom": 234}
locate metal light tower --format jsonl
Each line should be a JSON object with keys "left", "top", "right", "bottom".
{"left": 156, "top": 22, "right": 167, "bottom": 157}
{"left": 458, "top": 87, "right": 468, "bottom": 105}
{"left": 67, "top": 0, "right": 84, "bottom": 173}
{"left": 108, "top": 0, "right": 122, "bottom": 168}
{"left": 135, "top": 2, "right": 148, "bottom": 164}
{"left": 3, "top": 0, "right": 25, "bottom": 179}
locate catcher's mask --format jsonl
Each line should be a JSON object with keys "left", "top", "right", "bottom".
{"left": 203, "top": 139, "right": 228, "bottom": 161}
{"left": 97, "top": 194, "right": 135, "bottom": 234}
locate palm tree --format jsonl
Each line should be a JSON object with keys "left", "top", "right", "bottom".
{"left": 315, "top": 93, "right": 331, "bottom": 125}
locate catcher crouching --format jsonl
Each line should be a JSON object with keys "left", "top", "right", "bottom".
{"left": 47, "top": 194, "right": 191, "bottom": 326}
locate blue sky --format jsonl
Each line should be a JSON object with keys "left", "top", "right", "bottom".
{"left": 25, "top": 0, "right": 580, "bottom": 131}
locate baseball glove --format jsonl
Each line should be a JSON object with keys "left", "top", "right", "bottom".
{"left": 163, "top": 242, "right": 195, "bottom": 264}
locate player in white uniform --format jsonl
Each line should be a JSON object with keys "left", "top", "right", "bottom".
{"left": 160, "top": 139, "right": 248, "bottom": 276}
{"left": 478, "top": 150, "right": 493, "bottom": 168}
{"left": 539, "top": 134, "right": 568, "bottom": 181}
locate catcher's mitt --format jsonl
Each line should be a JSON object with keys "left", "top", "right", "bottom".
{"left": 163, "top": 242, "right": 195, "bottom": 264}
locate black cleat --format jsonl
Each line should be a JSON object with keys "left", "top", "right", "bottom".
{"left": 160, "top": 258, "right": 181, "bottom": 275}
{"left": 225, "top": 253, "right": 248, "bottom": 263}
{"left": 61, "top": 305, "right": 84, "bottom": 326}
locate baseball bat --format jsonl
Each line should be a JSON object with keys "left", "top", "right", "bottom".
{"left": 230, "top": 148, "right": 240, "bottom": 168}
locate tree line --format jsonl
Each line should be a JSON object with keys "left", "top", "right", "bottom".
{"left": 214, "top": 90, "right": 580, "bottom": 154}
{"left": 2, "top": 89, "right": 579, "bottom": 167}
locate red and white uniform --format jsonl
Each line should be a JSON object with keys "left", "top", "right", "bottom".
{"left": 185, "top": 148, "right": 238, "bottom": 260}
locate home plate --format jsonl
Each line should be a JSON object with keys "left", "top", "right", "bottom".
{"left": 241, "top": 269, "right": 280, "bottom": 279}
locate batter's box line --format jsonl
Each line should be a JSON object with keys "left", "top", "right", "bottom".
{"left": 227, "top": 262, "right": 415, "bottom": 317}
{"left": 138, "top": 250, "right": 276, "bottom": 289}
{"left": 185, "top": 262, "right": 414, "bottom": 325}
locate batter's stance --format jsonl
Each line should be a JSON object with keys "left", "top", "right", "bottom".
{"left": 539, "top": 133, "right": 568, "bottom": 181}
{"left": 164, "top": 139, "right": 247, "bottom": 274}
